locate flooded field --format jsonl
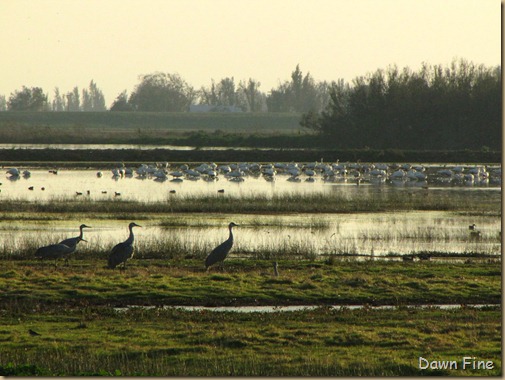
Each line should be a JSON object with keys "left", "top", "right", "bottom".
{"left": 0, "top": 161, "right": 501, "bottom": 258}
{"left": 1, "top": 162, "right": 501, "bottom": 202}
{"left": 0, "top": 162, "right": 501, "bottom": 378}
{"left": 0, "top": 211, "right": 499, "bottom": 258}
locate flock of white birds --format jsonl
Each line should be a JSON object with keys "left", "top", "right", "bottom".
{"left": 4, "top": 162, "right": 501, "bottom": 188}
{"left": 93, "top": 161, "right": 501, "bottom": 187}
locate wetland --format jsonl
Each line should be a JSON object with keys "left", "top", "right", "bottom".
{"left": 0, "top": 158, "right": 501, "bottom": 376}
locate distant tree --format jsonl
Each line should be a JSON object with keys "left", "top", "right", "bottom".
{"left": 0, "top": 95, "right": 7, "bottom": 111}
{"left": 266, "top": 82, "right": 292, "bottom": 112}
{"left": 198, "top": 77, "right": 242, "bottom": 108}
{"left": 52, "top": 87, "right": 65, "bottom": 111}
{"left": 66, "top": 87, "right": 80, "bottom": 111}
{"left": 110, "top": 90, "right": 133, "bottom": 111}
{"left": 81, "top": 88, "right": 92, "bottom": 111}
{"left": 8, "top": 86, "right": 48, "bottom": 111}
{"left": 129, "top": 72, "right": 195, "bottom": 112}
{"left": 88, "top": 80, "right": 106, "bottom": 111}
{"left": 239, "top": 78, "right": 265, "bottom": 112}
{"left": 267, "top": 65, "right": 328, "bottom": 113}
{"left": 199, "top": 80, "right": 219, "bottom": 105}
{"left": 217, "top": 77, "right": 236, "bottom": 106}
{"left": 81, "top": 80, "right": 106, "bottom": 111}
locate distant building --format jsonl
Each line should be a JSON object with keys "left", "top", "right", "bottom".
{"left": 189, "top": 104, "right": 243, "bottom": 113}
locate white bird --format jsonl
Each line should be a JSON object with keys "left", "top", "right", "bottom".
{"left": 6, "top": 168, "right": 19, "bottom": 176}
{"left": 170, "top": 171, "right": 184, "bottom": 178}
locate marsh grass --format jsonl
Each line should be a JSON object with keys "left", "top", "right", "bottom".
{"left": 0, "top": 190, "right": 500, "bottom": 214}
{"left": 246, "top": 216, "right": 331, "bottom": 230}
{"left": 1, "top": 221, "right": 500, "bottom": 260}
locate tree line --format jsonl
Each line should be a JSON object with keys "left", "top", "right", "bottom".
{"left": 301, "top": 59, "right": 501, "bottom": 150}
{"left": 1, "top": 80, "right": 106, "bottom": 112}
{"left": 0, "top": 65, "right": 333, "bottom": 114}
{"left": 1, "top": 59, "right": 500, "bottom": 151}
{"left": 110, "top": 65, "right": 330, "bottom": 113}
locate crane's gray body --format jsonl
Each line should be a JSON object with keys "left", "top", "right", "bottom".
{"left": 35, "top": 243, "right": 75, "bottom": 260}
{"left": 205, "top": 222, "right": 238, "bottom": 269}
{"left": 108, "top": 222, "right": 140, "bottom": 269}
{"left": 58, "top": 224, "right": 91, "bottom": 256}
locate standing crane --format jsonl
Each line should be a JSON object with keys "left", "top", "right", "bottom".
{"left": 59, "top": 224, "right": 91, "bottom": 246}
{"left": 108, "top": 222, "right": 141, "bottom": 270}
{"left": 205, "top": 222, "right": 238, "bottom": 270}
{"left": 58, "top": 224, "right": 91, "bottom": 264}
{"left": 35, "top": 224, "right": 91, "bottom": 266}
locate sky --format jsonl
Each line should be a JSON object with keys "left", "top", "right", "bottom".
{"left": 0, "top": 0, "right": 501, "bottom": 106}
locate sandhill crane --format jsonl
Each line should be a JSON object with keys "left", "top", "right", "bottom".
{"left": 205, "top": 222, "right": 238, "bottom": 270}
{"left": 108, "top": 222, "right": 141, "bottom": 269}
{"left": 59, "top": 224, "right": 91, "bottom": 259}
{"left": 35, "top": 224, "right": 91, "bottom": 266}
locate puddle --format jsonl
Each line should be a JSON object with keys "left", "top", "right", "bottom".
{"left": 114, "top": 304, "right": 499, "bottom": 314}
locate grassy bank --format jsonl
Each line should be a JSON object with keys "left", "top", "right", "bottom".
{"left": 0, "top": 306, "right": 501, "bottom": 376}
{"left": 0, "top": 260, "right": 500, "bottom": 307}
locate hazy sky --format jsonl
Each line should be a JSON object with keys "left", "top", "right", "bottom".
{"left": 0, "top": 0, "right": 501, "bottom": 106}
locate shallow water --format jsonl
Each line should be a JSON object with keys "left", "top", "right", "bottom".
{"left": 0, "top": 211, "right": 500, "bottom": 257}
{"left": 0, "top": 163, "right": 501, "bottom": 257}
{"left": 0, "top": 143, "right": 267, "bottom": 151}
{"left": 114, "top": 303, "right": 499, "bottom": 314}
{"left": 0, "top": 166, "right": 501, "bottom": 202}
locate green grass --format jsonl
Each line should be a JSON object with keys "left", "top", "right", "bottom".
{"left": 0, "top": 260, "right": 500, "bottom": 307}
{"left": 0, "top": 306, "right": 500, "bottom": 376}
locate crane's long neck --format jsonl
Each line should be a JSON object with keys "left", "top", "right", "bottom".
{"left": 228, "top": 226, "right": 234, "bottom": 242}
{"left": 126, "top": 226, "right": 135, "bottom": 245}
{"left": 78, "top": 227, "right": 84, "bottom": 240}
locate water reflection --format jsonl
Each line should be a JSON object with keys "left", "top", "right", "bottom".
{"left": 0, "top": 166, "right": 501, "bottom": 203}
{"left": 0, "top": 163, "right": 501, "bottom": 257}
{"left": 0, "top": 211, "right": 500, "bottom": 257}
{"left": 0, "top": 143, "right": 269, "bottom": 151}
